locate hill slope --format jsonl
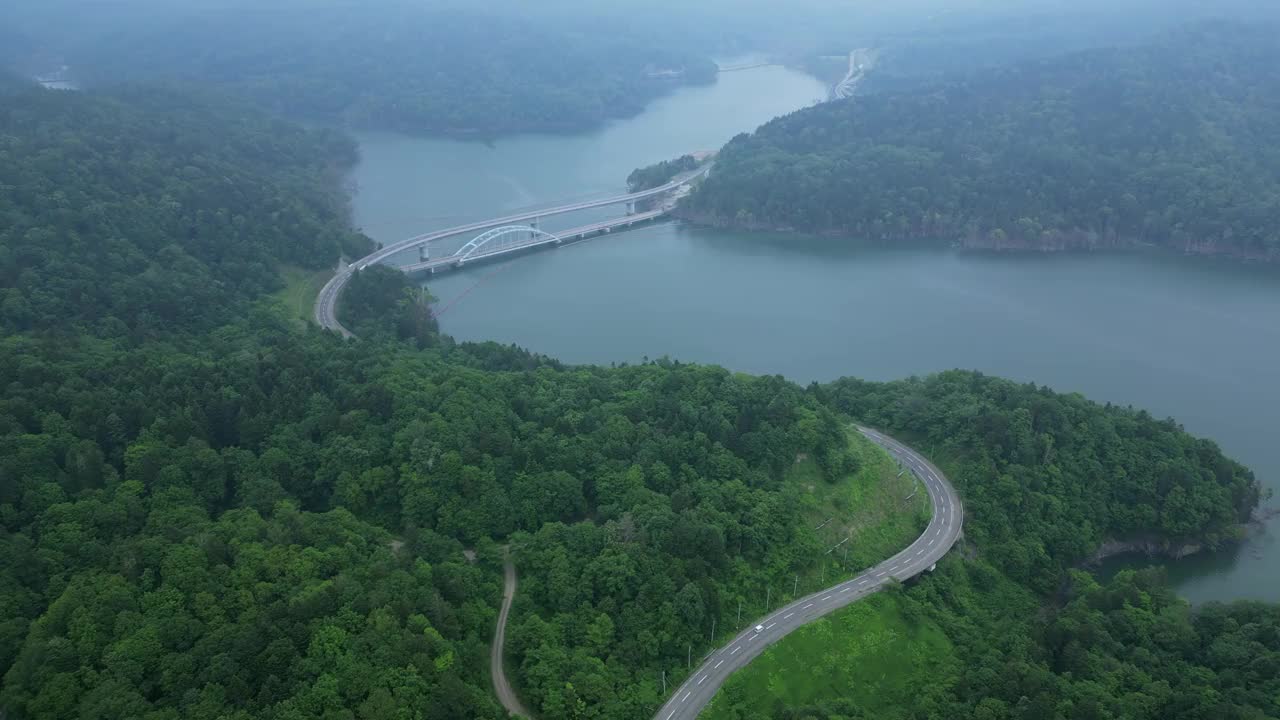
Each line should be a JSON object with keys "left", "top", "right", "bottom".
{"left": 684, "top": 24, "right": 1280, "bottom": 260}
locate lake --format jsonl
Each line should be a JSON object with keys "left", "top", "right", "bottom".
{"left": 349, "top": 61, "right": 1279, "bottom": 604}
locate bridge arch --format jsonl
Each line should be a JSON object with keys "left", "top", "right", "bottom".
{"left": 454, "top": 225, "right": 560, "bottom": 264}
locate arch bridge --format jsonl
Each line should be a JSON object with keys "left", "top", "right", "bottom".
{"left": 454, "top": 225, "right": 560, "bottom": 264}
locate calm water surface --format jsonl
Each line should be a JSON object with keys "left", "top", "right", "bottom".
{"left": 350, "top": 63, "right": 1279, "bottom": 603}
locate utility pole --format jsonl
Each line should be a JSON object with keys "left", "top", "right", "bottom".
{"left": 793, "top": 575, "right": 798, "bottom": 597}
{"left": 710, "top": 618, "right": 716, "bottom": 642}
{"left": 766, "top": 587, "right": 771, "bottom": 611}
{"left": 687, "top": 644, "right": 691, "bottom": 669}
{"left": 821, "top": 564, "right": 826, "bottom": 585}
{"left": 737, "top": 600, "right": 742, "bottom": 628}
{"left": 662, "top": 670, "right": 666, "bottom": 694}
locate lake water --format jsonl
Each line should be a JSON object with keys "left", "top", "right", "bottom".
{"left": 350, "top": 63, "right": 1279, "bottom": 604}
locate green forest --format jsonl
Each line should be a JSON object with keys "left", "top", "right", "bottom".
{"left": 0, "top": 0, "right": 716, "bottom": 137}
{"left": 684, "top": 23, "right": 1280, "bottom": 260}
{"left": 627, "top": 155, "right": 702, "bottom": 193}
{"left": 2, "top": 81, "right": 1278, "bottom": 720}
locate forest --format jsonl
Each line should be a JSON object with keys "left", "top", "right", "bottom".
{"left": 683, "top": 23, "right": 1280, "bottom": 260}
{"left": 626, "top": 155, "right": 701, "bottom": 193}
{"left": 1, "top": 82, "right": 1276, "bottom": 720}
{"left": 0, "top": 0, "right": 716, "bottom": 137}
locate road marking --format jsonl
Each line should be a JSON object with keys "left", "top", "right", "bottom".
{"left": 822, "top": 595, "right": 833, "bottom": 601}
{"left": 783, "top": 613, "right": 794, "bottom": 619}
{"left": 731, "top": 646, "right": 741, "bottom": 655}
{"left": 667, "top": 711, "right": 676, "bottom": 720}
{"left": 698, "top": 675, "right": 707, "bottom": 685}
{"left": 682, "top": 691, "right": 691, "bottom": 702}
{"left": 804, "top": 603, "right": 814, "bottom": 609}
{"left": 916, "top": 549, "right": 925, "bottom": 557}
{"left": 715, "top": 660, "right": 724, "bottom": 669}
{"left": 766, "top": 623, "right": 776, "bottom": 629}
{"left": 875, "top": 572, "right": 885, "bottom": 578}
{"left": 840, "top": 587, "right": 851, "bottom": 593}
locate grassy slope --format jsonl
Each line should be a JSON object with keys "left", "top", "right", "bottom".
{"left": 701, "top": 432, "right": 952, "bottom": 719}
{"left": 711, "top": 431, "right": 931, "bottom": 644}
{"left": 270, "top": 265, "right": 332, "bottom": 327}
{"left": 788, "top": 430, "right": 931, "bottom": 592}
{"left": 702, "top": 592, "right": 957, "bottom": 720}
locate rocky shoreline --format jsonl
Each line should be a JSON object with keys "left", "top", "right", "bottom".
{"left": 1083, "top": 506, "right": 1276, "bottom": 568}
{"left": 676, "top": 209, "right": 1280, "bottom": 262}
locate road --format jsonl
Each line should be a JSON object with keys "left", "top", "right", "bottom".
{"left": 652, "top": 426, "right": 963, "bottom": 720}
{"left": 314, "top": 166, "right": 710, "bottom": 336}
{"left": 491, "top": 549, "right": 532, "bottom": 718}
{"left": 834, "top": 49, "right": 876, "bottom": 100}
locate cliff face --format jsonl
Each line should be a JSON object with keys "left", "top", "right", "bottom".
{"left": 1084, "top": 537, "right": 1207, "bottom": 566}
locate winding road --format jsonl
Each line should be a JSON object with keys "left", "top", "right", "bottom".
{"left": 491, "top": 549, "right": 532, "bottom": 718}
{"left": 652, "top": 426, "right": 963, "bottom": 720}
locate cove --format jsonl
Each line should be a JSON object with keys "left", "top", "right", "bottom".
{"left": 349, "top": 63, "right": 1279, "bottom": 604}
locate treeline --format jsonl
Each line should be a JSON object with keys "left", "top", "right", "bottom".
{"left": 684, "top": 23, "right": 1280, "bottom": 260}
{"left": 818, "top": 371, "right": 1259, "bottom": 593}
{"left": 0, "top": 86, "right": 369, "bottom": 339}
{"left": 627, "top": 154, "right": 701, "bottom": 192}
{"left": 7, "top": 0, "right": 717, "bottom": 137}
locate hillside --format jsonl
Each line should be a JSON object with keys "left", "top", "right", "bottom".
{"left": 0, "top": 0, "right": 716, "bottom": 137}
{"left": 0, "top": 84, "right": 1271, "bottom": 720}
{"left": 683, "top": 23, "right": 1280, "bottom": 260}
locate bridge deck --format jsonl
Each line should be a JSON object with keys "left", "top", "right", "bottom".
{"left": 400, "top": 208, "right": 669, "bottom": 274}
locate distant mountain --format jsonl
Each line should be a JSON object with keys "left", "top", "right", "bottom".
{"left": 684, "top": 23, "right": 1280, "bottom": 260}
{"left": 2, "top": 0, "right": 716, "bottom": 138}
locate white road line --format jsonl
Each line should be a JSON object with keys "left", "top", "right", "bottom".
{"left": 803, "top": 603, "right": 814, "bottom": 609}
{"left": 731, "top": 646, "right": 740, "bottom": 655}
{"left": 682, "top": 691, "right": 691, "bottom": 702}
{"left": 840, "top": 587, "right": 851, "bottom": 593}
{"left": 783, "top": 613, "right": 794, "bottom": 619}
{"left": 698, "top": 675, "right": 707, "bottom": 685}
{"left": 822, "top": 595, "right": 833, "bottom": 601}
{"left": 667, "top": 711, "right": 676, "bottom": 720}
{"left": 715, "top": 660, "right": 724, "bottom": 669}
{"left": 766, "top": 623, "right": 776, "bottom": 629}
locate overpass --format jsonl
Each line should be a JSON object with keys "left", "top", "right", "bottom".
{"left": 315, "top": 166, "right": 708, "bottom": 336}
{"left": 653, "top": 426, "right": 963, "bottom": 720}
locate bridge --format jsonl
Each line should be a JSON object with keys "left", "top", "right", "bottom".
{"left": 315, "top": 166, "right": 708, "bottom": 336}
{"left": 399, "top": 209, "right": 669, "bottom": 275}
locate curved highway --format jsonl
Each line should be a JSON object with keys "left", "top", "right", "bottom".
{"left": 653, "top": 426, "right": 963, "bottom": 720}
{"left": 314, "top": 167, "right": 709, "bottom": 336}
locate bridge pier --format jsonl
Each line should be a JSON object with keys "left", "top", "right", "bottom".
{"left": 418, "top": 245, "right": 430, "bottom": 262}
{"left": 625, "top": 201, "right": 636, "bottom": 216}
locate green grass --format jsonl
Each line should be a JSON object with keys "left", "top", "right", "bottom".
{"left": 782, "top": 431, "right": 931, "bottom": 598}
{"left": 701, "top": 592, "right": 957, "bottom": 720}
{"left": 270, "top": 265, "right": 332, "bottom": 327}
{"left": 703, "top": 431, "right": 932, "bottom": 653}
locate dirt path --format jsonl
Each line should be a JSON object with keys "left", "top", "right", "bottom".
{"left": 491, "top": 549, "right": 532, "bottom": 718}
